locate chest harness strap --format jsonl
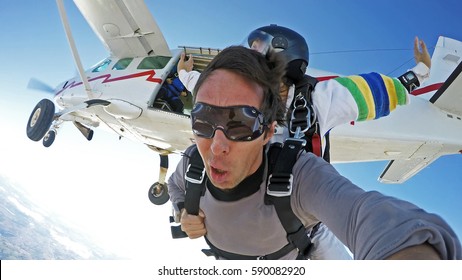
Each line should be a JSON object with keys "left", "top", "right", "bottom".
{"left": 290, "top": 75, "right": 330, "bottom": 162}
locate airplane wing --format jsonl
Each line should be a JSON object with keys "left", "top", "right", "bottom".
{"left": 378, "top": 143, "right": 443, "bottom": 184}
{"left": 379, "top": 158, "right": 436, "bottom": 184}
{"left": 73, "top": 0, "right": 171, "bottom": 58}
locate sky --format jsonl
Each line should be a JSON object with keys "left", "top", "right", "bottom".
{"left": 0, "top": 0, "right": 461, "bottom": 268}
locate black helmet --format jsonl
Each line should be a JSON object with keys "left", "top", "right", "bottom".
{"left": 246, "top": 24, "right": 309, "bottom": 83}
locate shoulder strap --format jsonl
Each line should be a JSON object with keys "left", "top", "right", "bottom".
{"left": 170, "top": 146, "right": 206, "bottom": 239}
{"left": 291, "top": 75, "right": 331, "bottom": 162}
{"left": 265, "top": 140, "right": 313, "bottom": 259}
{"left": 294, "top": 75, "right": 318, "bottom": 100}
{"left": 184, "top": 147, "right": 206, "bottom": 216}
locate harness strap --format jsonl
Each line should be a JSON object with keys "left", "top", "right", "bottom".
{"left": 266, "top": 139, "right": 313, "bottom": 259}
{"left": 202, "top": 223, "right": 322, "bottom": 260}
{"left": 184, "top": 147, "right": 206, "bottom": 216}
{"left": 202, "top": 236, "right": 297, "bottom": 260}
{"left": 291, "top": 75, "right": 330, "bottom": 162}
{"left": 311, "top": 131, "right": 321, "bottom": 158}
{"left": 170, "top": 146, "right": 205, "bottom": 238}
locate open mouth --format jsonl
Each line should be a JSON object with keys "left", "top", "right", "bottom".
{"left": 211, "top": 166, "right": 226, "bottom": 175}
{"left": 209, "top": 164, "right": 229, "bottom": 184}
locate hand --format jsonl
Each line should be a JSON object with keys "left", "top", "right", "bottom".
{"left": 177, "top": 52, "right": 194, "bottom": 72}
{"left": 414, "top": 36, "right": 431, "bottom": 69}
{"left": 180, "top": 208, "right": 207, "bottom": 239}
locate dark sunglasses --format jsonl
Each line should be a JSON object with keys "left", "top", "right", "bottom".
{"left": 191, "top": 102, "right": 268, "bottom": 141}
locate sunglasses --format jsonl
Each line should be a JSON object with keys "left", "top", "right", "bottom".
{"left": 191, "top": 102, "right": 268, "bottom": 141}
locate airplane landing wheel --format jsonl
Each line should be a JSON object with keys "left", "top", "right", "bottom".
{"left": 148, "top": 182, "right": 170, "bottom": 205}
{"left": 43, "top": 129, "right": 56, "bottom": 147}
{"left": 26, "top": 99, "right": 55, "bottom": 141}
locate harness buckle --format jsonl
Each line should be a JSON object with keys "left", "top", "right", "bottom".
{"left": 289, "top": 94, "right": 317, "bottom": 138}
{"left": 185, "top": 164, "right": 206, "bottom": 184}
{"left": 287, "top": 128, "right": 307, "bottom": 147}
{"left": 289, "top": 95, "right": 310, "bottom": 134}
{"left": 266, "top": 173, "right": 293, "bottom": 197}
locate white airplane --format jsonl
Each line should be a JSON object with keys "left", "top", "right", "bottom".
{"left": 26, "top": 0, "right": 462, "bottom": 205}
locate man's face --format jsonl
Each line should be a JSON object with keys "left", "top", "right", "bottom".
{"left": 194, "top": 69, "right": 274, "bottom": 190}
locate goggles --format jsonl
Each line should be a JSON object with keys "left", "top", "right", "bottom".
{"left": 243, "top": 30, "right": 288, "bottom": 55}
{"left": 191, "top": 102, "right": 267, "bottom": 141}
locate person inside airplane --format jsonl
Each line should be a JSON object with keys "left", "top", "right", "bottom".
{"left": 168, "top": 45, "right": 461, "bottom": 260}
{"left": 155, "top": 72, "right": 188, "bottom": 113}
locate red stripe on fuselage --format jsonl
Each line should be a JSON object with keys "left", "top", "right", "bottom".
{"left": 316, "top": 75, "right": 338, "bottom": 81}
{"left": 55, "top": 70, "right": 162, "bottom": 96}
{"left": 409, "top": 83, "right": 443, "bottom": 96}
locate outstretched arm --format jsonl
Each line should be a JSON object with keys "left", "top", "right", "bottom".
{"left": 313, "top": 37, "right": 432, "bottom": 136}
{"left": 293, "top": 154, "right": 461, "bottom": 259}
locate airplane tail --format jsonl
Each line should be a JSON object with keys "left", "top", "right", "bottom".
{"left": 378, "top": 36, "right": 462, "bottom": 184}
{"left": 412, "top": 36, "right": 462, "bottom": 102}
{"left": 426, "top": 37, "right": 462, "bottom": 118}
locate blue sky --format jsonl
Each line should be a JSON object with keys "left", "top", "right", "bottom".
{"left": 0, "top": 0, "right": 461, "bottom": 263}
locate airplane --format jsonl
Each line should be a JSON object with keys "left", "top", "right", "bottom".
{"left": 25, "top": 0, "right": 462, "bottom": 206}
